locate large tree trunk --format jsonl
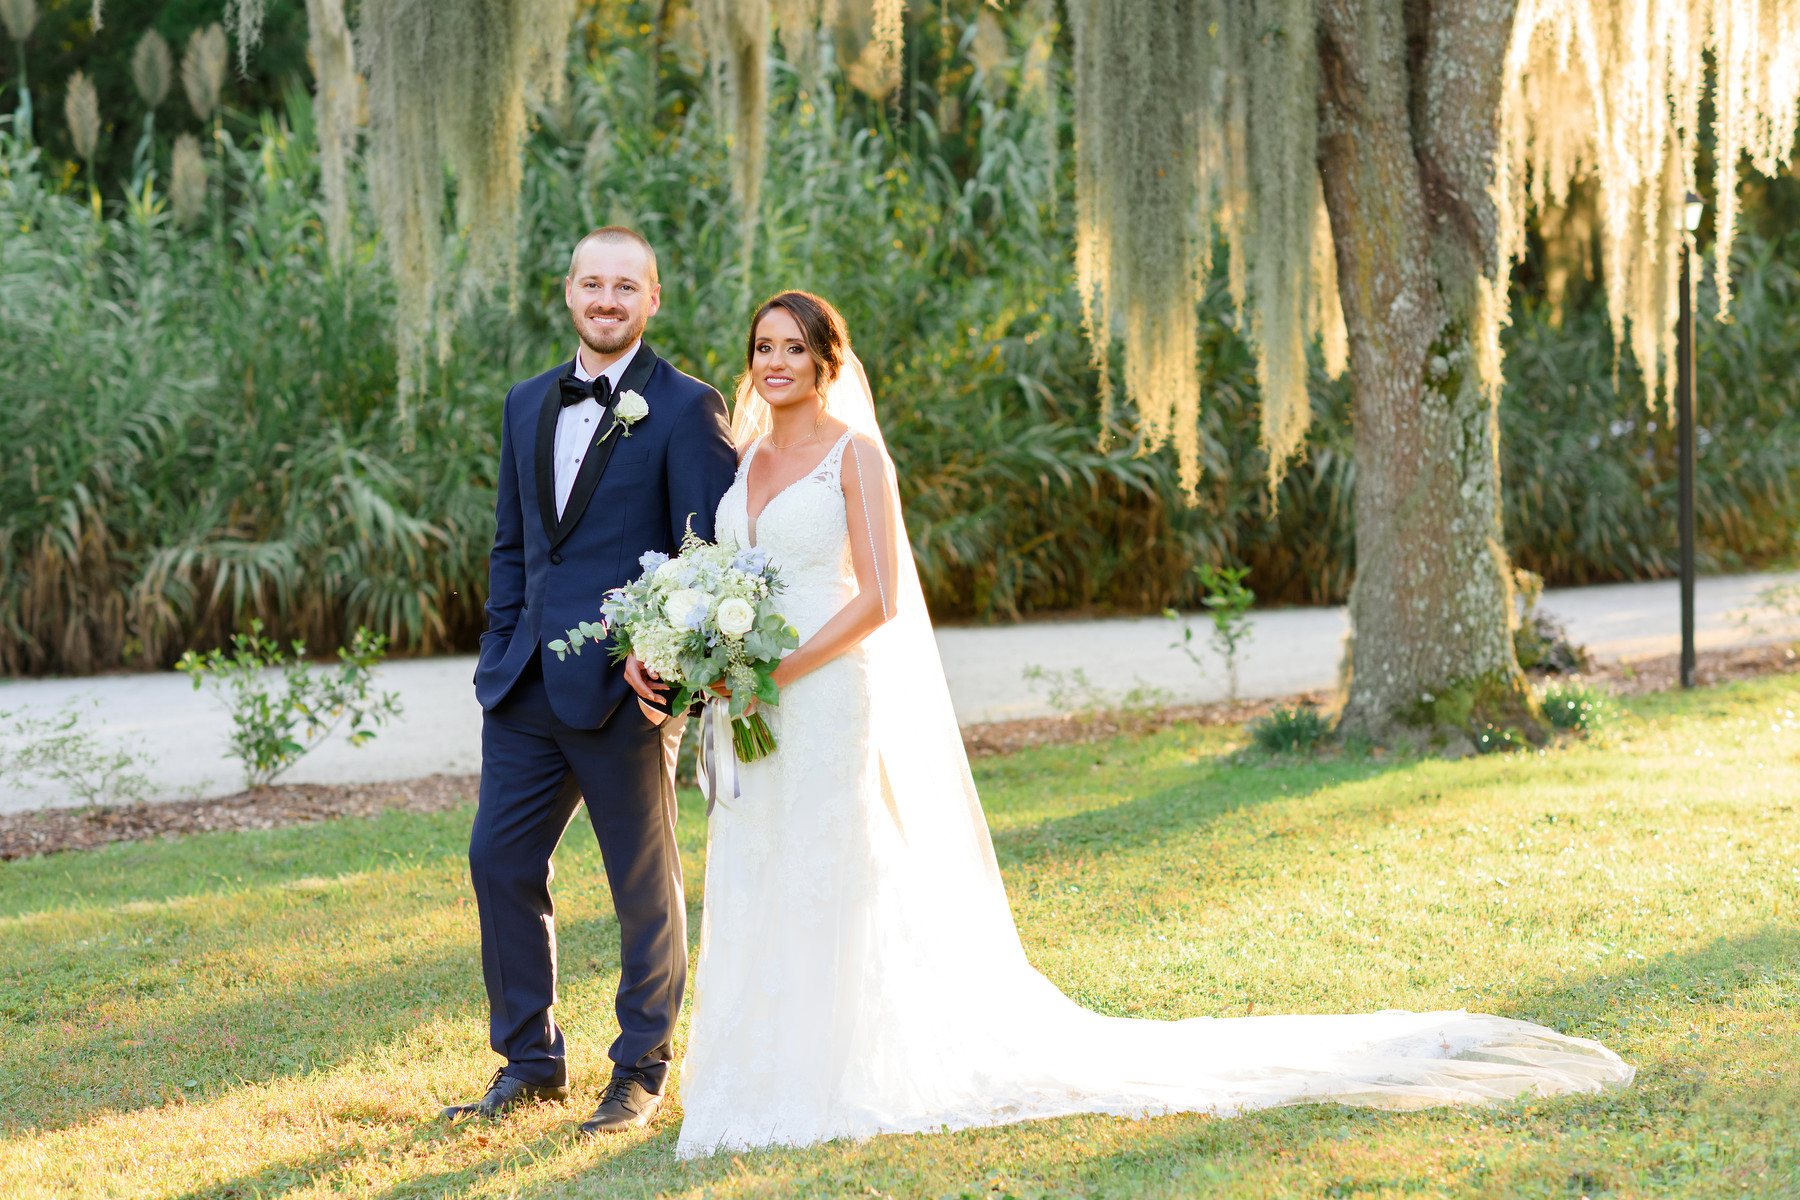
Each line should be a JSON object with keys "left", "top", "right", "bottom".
{"left": 1316, "top": 0, "right": 1541, "bottom": 741}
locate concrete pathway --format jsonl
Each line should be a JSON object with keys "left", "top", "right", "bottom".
{"left": 3, "top": 571, "right": 1796, "bottom": 813}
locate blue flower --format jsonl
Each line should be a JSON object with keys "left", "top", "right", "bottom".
{"left": 681, "top": 604, "right": 707, "bottom": 632}
{"left": 639, "top": 550, "right": 670, "bottom": 574}
{"left": 732, "top": 546, "right": 768, "bottom": 575}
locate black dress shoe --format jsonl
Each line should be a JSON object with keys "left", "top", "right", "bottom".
{"left": 578, "top": 1075, "right": 663, "bottom": 1134}
{"left": 441, "top": 1068, "right": 570, "bottom": 1121}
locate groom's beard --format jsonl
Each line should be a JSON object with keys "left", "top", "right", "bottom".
{"left": 577, "top": 308, "right": 648, "bottom": 357}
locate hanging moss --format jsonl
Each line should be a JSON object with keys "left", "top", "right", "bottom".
{"left": 1497, "top": 0, "right": 1800, "bottom": 408}
{"left": 696, "top": 0, "right": 771, "bottom": 282}
{"left": 1067, "top": 0, "right": 1343, "bottom": 500}
{"left": 772, "top": 0, "right": 835, "bottom": 85}
{"left": 305, "top": 0, "right": 358, "bottom": 267}
{"left": 358, "top": 0, "right": 575, "bottom": 396}
{"left": 224, "top": 0, "right": 268, "bottom": 73}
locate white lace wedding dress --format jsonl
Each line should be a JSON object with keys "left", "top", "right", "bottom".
{"left": 675, "top": 376, "right": 1633, "bottom": 1160}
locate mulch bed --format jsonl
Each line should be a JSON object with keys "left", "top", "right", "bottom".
{"left": 1587, "top": 640, "right": 1800, "bottom": 696}
{"left": 6, "top": 641, "right": 1797, "bottom": 863}
{"left": 959, "top": 692, "right": 1338, "bottom": 759}
{"left": 0, "top": 775, "right": 479, "bottom": 863}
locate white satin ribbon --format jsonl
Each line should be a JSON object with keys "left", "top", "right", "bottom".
{"left": 695, "top": 694, "right": 740, "bottom": 815}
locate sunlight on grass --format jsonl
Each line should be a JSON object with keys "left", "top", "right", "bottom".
{"left": 2, "top": 679, "right": 1796, "bottom": 1198}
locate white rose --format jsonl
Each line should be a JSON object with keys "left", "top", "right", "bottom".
{"left": 663, "top": 588, "right": 709, "bottom": 629}
{"left": 615, "top": 389, "right": 649, "bottom": 424}
{"left": 716, "top": 597, "right": 756, "bottom": 636}
{"left": 655, "top": 558, "right": 685, "bottom": 588}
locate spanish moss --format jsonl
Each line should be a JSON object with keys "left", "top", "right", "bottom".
{"left": 1498, "top": 0, "right": 1800, "bottom": 407}
{"left": 224, "top": 0, "right": 267, "bottom": 72}
{"left": 1069, "top": 0, "right": 1343, "bottom": 498}
{"left": 1070, "top": 0, "right": 1205, "bottom": 492}
{"left": 305, "top": 0, "right": 357, "bottom": 266}
{"left": 357, "top": 0, "right": 575, "bottom": 395}
{"left": 696, "top": 0, "right": 770, "bottom": 281}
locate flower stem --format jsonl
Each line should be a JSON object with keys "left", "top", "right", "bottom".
{"left": 731, "top": 712, "right": 776, "bottom": 762}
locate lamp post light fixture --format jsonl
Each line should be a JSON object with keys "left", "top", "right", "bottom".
{"left": 1677, "top": 190, "right": 1704, "bottom": 688}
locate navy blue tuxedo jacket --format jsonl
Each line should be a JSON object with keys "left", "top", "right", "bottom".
{"left": 474, "top": 341, "right": 737, "bottom": 729}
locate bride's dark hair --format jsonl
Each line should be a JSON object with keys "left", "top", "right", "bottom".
{"left": 745, "top": 291, "right": 849, "bottom": 388}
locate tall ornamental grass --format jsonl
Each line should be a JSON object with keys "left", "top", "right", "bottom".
{"left": 0, "top": 97, "right": 502, "bottom": 676}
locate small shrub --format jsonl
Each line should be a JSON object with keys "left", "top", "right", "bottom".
{"left": 1541, "top": 682, "right": 1614, "bottom": 735}
{"left": 178, "top": 621, "right": 403, "bottom": 788}
{"left": 1166, "top": 564, "right": 1257, "bottom": 700}
{"left": 0, "top": 698, "right": 154, "bottom": 806}
{"left": 1021, "top": 665, "right": 1171, "bottom": 717}
{"left": 1473, "top": 723, "right": 1527, "bottom": 753}
{"left": 1251, "top": 705, "right": 1332, "bottom": 754}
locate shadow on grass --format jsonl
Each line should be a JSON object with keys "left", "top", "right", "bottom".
{"left": 497, "top": 928, "right": 1799, "bottom": 1199}
{"left": 126, "top": 915, "right": 1800, "bottom": 1199}
{"left": 988, "top": 749, "right": 1430, "bottom": 869}
{"left": 7, "top": 938, "right": 486, "bottom": 1134}
{"left": 164, "top": 1116, "right": 678, "bottom": 1200}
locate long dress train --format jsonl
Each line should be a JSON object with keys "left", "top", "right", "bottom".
{"left": 676, "top": 412, "right": 1631, "bottom": 1159}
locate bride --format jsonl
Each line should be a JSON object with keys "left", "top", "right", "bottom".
{"left": 672, "top": 291, "right": 1632, "bottom": 1158}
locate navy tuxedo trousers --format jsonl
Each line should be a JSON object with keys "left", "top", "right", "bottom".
{"left": 471, "top": 656, "right": 687, "bottom": 1091}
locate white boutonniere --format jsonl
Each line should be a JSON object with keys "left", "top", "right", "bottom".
{"left": 610, "top": 389, "right": 650, "bottom": 438}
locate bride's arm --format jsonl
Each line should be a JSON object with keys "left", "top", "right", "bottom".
{"left": 769, "top": 434, "right": 901, "bottom": 690}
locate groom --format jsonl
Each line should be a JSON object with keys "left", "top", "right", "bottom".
{"left": 449, "top": 228, "right": 735, "bottom": 1133}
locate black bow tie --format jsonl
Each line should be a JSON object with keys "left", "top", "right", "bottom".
{"left": 560, "top": 373, "right": 613, "bottom": 408}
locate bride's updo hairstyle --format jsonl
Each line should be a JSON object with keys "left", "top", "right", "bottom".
{"left": 745, "top": 291, "right": 850, "bottom": 394}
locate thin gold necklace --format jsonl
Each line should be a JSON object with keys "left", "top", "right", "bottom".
{"left": 767, "top": 407, "right": 825, "bottom": 451}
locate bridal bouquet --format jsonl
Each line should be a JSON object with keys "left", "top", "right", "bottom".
{"left": 548, "top": 527, "right": 798, "bottom": 762}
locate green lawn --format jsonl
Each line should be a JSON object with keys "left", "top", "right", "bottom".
{"left": 2, "top": 677, "right": 1796, "bottom": 1199}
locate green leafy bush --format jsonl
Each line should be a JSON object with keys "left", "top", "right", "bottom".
{"left": 1165, "top": 563, "right": 1257, "bottom": 699}
{"left": 1250, "top": 705, "right": 1332, "bottom": 755}
{"left": 1540, "top": 682, "right": 1615, "bottom": 735}
{"left": 176, "top": 621, "right": 403, "bottom": 788}
{"left": 0, "top": 699, "right": 155, "bottom": 806}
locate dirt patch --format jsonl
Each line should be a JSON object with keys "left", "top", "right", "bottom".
{"left": 6, "top": 641, "right": 1798, "bottom": 862}
{"left": 960, "top": 693, "right": 1336, "bottom": 759}
{"left": 1588, "top": 641, "right": 1800, "bottom": 696}
{"left": 0, "top": 774, "right": 479, "bottom": 863}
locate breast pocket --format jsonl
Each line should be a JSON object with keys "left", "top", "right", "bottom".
{"left": 611, "top": 440, "right": 655, "bottom": 467}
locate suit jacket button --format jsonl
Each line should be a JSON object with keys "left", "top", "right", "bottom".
{"left": 550, "top": 552, "right": 563, "bottom": 565}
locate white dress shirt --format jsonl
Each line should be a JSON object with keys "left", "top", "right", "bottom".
{"left": 554, "top": 339, "right": 639, "bottom": 520}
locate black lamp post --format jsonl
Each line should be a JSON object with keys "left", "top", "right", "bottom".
{"left": 1677, "top": 190, "right": 1704, "bottom": 689}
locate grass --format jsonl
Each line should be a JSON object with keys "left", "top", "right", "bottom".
{"left": 1, "top": 676, "right": 1797, "bottom": 1198}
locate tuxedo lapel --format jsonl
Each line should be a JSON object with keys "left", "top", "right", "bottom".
{"left": 549, "top": 341, "right": 661, "bottom": 552}
{"left": 533, "top": 361, "right": 573, "bottom": 543}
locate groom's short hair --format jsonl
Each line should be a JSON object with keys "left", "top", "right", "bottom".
{"left": 568, "top": 226, "right": 659, "bottom": 285}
